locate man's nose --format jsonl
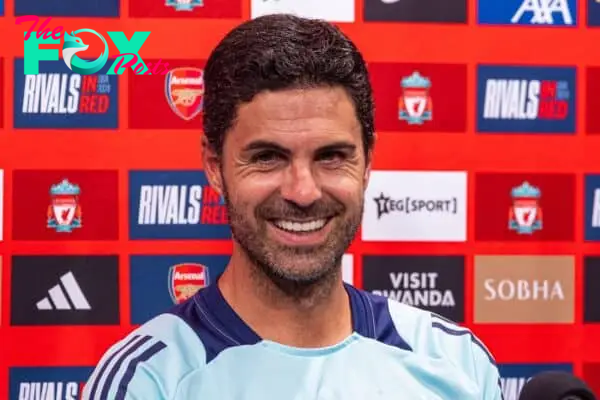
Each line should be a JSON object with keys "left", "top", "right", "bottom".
{"left": 280, "top": 161, "right": 322, "bottom": 207}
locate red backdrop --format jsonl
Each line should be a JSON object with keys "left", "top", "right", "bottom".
{"left": 1, "top": 0, "right": 600, "bottom": 396}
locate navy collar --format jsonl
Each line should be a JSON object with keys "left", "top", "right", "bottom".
{"left": 195, "top": 281, "right": 376, "bottom": 345}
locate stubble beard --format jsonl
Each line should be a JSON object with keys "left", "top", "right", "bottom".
{"left": 222, "top": 182, "right": 363, "bottom": 301}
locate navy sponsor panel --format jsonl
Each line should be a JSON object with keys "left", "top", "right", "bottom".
{"left": 363, "top": 0, "right": 467, "bottom": 23}
{"left": 476, "top": 65, "right": 576, "bottom": 134}
{"left": 9, "top": 366, "right": 93, "bottom": 400}
{"left": 589, "top": 0, "right": 600, "bottom": 26}
{"left": 14, "top": 59, "right": 118, "bottom": 129}
{"left": 478, "top": 0, "right": 576, "bottom": 26}
{"left": 128, "top": 170, "right": 230, "bottom": 240}
{"left": 584, "top": 256, "right": 600, "bottom": 322}
{"left": 15, "top": 0, "right": 118, "bottom": 16}
{"left": 498, "top": 363, "right": 573, "bottom": 400}
{"left": 129, "top": 255, "right": 228, "bottom": 324}
{"left": 584, "top": 174, "right": 600, "bottom": 241}
{"left": 362, "top": 255, "right": 465, "bottom": 322}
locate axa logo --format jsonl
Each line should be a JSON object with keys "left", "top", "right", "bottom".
{"left": 36, "top": 271, "right": 91, "bottom": 311}
{"left": 512, "top": 0, "right": 574, "bottom": 25}
{"left": 16, "top": 15, "right": 170, "bottom": 75}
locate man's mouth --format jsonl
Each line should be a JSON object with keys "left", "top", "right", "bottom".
{"left": 270, "top": 218, "right": 332, "bottom": 234}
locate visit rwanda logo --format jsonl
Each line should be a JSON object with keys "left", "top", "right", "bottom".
{"left": 62, "top": 29, "right": 109, "bottom": 75}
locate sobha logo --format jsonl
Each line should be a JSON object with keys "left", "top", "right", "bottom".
{"left": 474, "top": 255, "right": 575, "bottom": 324}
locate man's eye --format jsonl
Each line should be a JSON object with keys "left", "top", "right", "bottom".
{"left": 319, "top": 151, "right": 345, "bottom": 162}
{"left": 251, "top": 151, "right": 282, "bottom": 164}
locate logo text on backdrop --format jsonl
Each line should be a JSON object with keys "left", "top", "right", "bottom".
{"left": 16, "top": 15, "right": 170, "bottom": 75}
{"left": 476, "top": 65, "right": 576, "bottom": 134}
{"left": 477, "top": 0, "right": 576, "bottom": 26}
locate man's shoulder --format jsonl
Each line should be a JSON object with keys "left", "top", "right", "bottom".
{"left": 120, "top": 294, "right": 223, "bottom": 362}
{"left": 358, "top": 288, "right": 497, "bottom": 369}
{"left": 127, "top": 311, "right": 207, "bottom": 358}
{"left": 82, "top": 311, "right": 206, "bottom": 400}
{"left": 358, "top": 289, "right": 503, "bottom": 398}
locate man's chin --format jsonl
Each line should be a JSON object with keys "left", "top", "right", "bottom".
{"left": 259, "top": 255, "right": 340, "bottom": 284}
{"left": 261, "top": 265, "right": 339, "bottom": 297}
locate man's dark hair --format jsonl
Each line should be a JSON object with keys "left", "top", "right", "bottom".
{"left": 202, "top": 14, "right": 375, "bottom": 160}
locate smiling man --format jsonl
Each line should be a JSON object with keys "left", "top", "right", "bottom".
{"left": 83, "top": 14, "right": 503, "bottom": 400}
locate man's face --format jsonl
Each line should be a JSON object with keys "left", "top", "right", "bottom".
{"left": 204, "top": 87, "right": 370, "bottom": 288}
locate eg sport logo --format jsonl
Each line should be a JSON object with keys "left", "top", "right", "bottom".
{"left": 17, "top": 15, "right": 169, "bottom": 75}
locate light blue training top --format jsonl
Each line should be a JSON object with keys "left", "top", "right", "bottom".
{"left": 82, "top": 283, "right": 504, "bottom": 400}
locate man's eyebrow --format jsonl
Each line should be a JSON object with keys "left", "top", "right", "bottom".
{"left": 317, "top": 142, "right": 357, "bottom": 153}
{"left": 241, "top": 140, "right": 357, "bottom": 154}
{"left": 241, "top": 140, "right": 291, "bottom": 155}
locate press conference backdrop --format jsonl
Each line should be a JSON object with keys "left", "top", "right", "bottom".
{"left": 1, "top": 0, "right": 600, "bottom": 398}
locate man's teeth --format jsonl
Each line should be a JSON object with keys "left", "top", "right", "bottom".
{"left": 273, "top": 219, "right": 327, "bottom": 233}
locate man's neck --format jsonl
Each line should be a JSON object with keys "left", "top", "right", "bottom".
{"left": 217, "top": 250, "right": 353, "bottom": 348}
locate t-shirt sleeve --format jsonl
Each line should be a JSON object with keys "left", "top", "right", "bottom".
{"left": 426, "top": 312, "right": 504, "bottom": 400}
{"left": 81, "top": 313, "right": 205, "bottom": 400}
{"left": 470, "top": 334, "right": 504, "bottom": 400}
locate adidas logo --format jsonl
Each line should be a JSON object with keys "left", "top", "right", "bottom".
{"left": 36, "top": 271, "right": 91, "bottom": 311}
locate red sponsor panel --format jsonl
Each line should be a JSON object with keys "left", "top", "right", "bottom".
{"left": 586, "top": 67, "right": 600, "bottom": 134}
{"left": 12, "top": 170, "right": 119, "bottom": 241}
{"left": 474, "top": 173, "right": 575, "bottom": 241}
{"left": 0, "top": 58, "right": 3, "bottom": 128}
{"left": 129, "top": 0, "right": 242, "bottom": 19}
{"left": 128, "top": 59, "right": 206, "bottom": 129}
{"left": 1, "top": 0, "right": 599, "bottom": 392}
{"left": 369, "top": 63, "right": 467, "bottom": 132}
{"left": 583, "top": 363, "right": 600, "bottom": 395}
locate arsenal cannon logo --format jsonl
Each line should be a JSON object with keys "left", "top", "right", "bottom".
{"left": 165, "top": 67, "right": 205, "bottom": 121}
{"left": 168, "top": 263, "right": 208, "bottom": 304}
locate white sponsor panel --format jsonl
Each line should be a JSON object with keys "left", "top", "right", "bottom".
{"left": 362, "top": 171, "right": 467, "bottom": 242}
{"left": 251, "top": 0, "right": 355, "bottom": 22}
{"left": 342, "top": 254, "right": 353, "bottom": 285}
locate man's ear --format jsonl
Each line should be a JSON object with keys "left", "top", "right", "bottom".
{"left": 363, "top": 135, "right": 376, "bottom": 188}
{"left": 201, "top": 135, "right": 224, "bottom": 196}
{"left": 364, "top": 152, "right": 372, "bottom": 189}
